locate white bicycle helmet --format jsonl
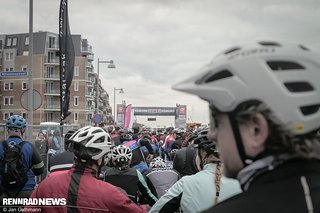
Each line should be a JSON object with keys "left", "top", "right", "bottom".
{"left": 173, "top": 41, "right": 320, "bottom": 135}
{"left": 69, "top": 126, "right": 113, "bottom": 160}
{"left": 112, "top": 145, "right": 132, "bottom": 163}
{"left": 150, "top": 157, "right": 166, "bottom": 169}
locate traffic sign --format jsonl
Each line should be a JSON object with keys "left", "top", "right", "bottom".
{"left": 20, "top": 89, "right": 42, "bottom": 111}
{"left": 93, "top": 114, "right": 103, "bottom": 124}
{"left": 0, "top": 71, "right": 28, "bottom": 77}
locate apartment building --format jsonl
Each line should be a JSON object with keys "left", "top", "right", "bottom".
{"left": 0, "top": 31, "right": 113, "bottom": 127}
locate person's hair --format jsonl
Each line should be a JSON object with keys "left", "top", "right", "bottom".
{"left": 235, "top": 102, "right": 320, "bottom": 159}
{"left": 198, "top": 148, "right": 222, "bottom": 204}
{"left": 214, "top": 162, "right": 222, "bottom": 204}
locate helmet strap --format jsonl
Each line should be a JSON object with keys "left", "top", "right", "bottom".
{"left": 228, "top": 113, "right": 253, "bottom": 166}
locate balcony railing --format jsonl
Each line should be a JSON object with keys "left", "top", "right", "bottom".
{"left": 44, "top": 57, "right": 59, "bottom": 65}
{"left": 81, "top": 45, "right": 93, "bottom": 54}
{"left": 86, "top": 61, "right": 93, "bottom": 68}
{"left": 44, "top": 104, "right": 60, "bottom": 109}
{"left": 85, "top": 105, "right": 95, "bottom": 111}
{"left": 44, "top": 73, "right": 60, "bottom": 79}
{"left": 44, "top": 89, "right": 60, "bottom": 95}
{"left": 47, "top": 42, "right": 59, "bottom": 50}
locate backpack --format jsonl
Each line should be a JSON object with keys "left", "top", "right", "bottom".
{"left": 0, "top": 140, "right": 29, "bottom": 190}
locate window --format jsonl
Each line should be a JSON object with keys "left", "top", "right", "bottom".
{"left": 5, "top": 52, "right": 14, "bottom": 61}
{"left": 5, "top": 68, "right": 9, "bottom": 71}
{"left": 46, "top": 67, "right": 54, "bottom": 78}
{"left": 3, "top": 112, "right": 13, "bottom": 120}
{"left": 74, "top": 96, "right": 79, "bottom": 106}
{"left": 22, "top": 81, "right": 27, "bottom": 90}
{"left": 74, "top": 112, "right": 79, "bottom": 122}
{"left": 22, "top": 66, "right": 27, "bottom": 71}
{"left": 3, "top": 113, "right": 9, "bottom": 120}
{"left": 4, "top": 82, "right": 13, "bottom": 91}
{"left": 48, "top": 37, "right": 56, "bottom": 48}
{"left": 3, "top": 96, "right": 14, "bottom": 105}
{"left": 9, "top": 67, "right": 13, "bottom": 71}
{"left": 12, "top": 38, "right": 17, "bottom": 46}
{"left": 0, "top": 40, "right": 3, "bottom": 48}
{"left": 46, "top": 112, "right": 54, "bottom": 122}
{"left": 23, "top": 51, "right": 29, "bottom": 56}
{"left": 22, "top": 113, "right": 27, "bottom": 119}
{"left": 47, "top": 51, "right": 55, "bottom": 63}
{"left": 7, "top": 38, "right": 12, "bottom": 46}
{"left": 74, "top": 66, "right": 79, "bottom": 76}
{"left": 25, "top": 37, "right": 29, "bottom": 45}
{"left": 74, "top": 81, "right": 79, "bottom": 91}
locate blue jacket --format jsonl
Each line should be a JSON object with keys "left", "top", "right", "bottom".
{"left": 0, "top": 136, "right": 44, "bottom": 191}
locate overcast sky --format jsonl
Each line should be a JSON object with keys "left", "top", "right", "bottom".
{"left": 1, "top": 0, "right": 320, "bottom": 127}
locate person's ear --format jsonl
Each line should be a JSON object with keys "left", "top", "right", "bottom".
{"left": 251, "top": 113, "right": 269, "bottom": 147}
{"left": 241, "top": 112, "right": 269, "bottom": 157}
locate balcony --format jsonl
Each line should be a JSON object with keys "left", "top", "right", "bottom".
{"left": 86, "top": 93, "right": 94, "bottom": 100}
{"left": 87, "top": 81, "right": 94, "bottom": 88}
{"left": 44, "top": 57, "right": 59, "bottom": 66}
{"left": 44, "top": 104, "right": 60, "bottom": 111}
{"left": 47, "top": 42, "right": 59, "bottom": 51}
{"left": 44, "top": 89, "right": 60, "bottom": 96}
{"left": 87, "top": 54, "right": 94, "bottom": 61}
{"left": 44, "top": 73, "right": 60, "bottom": 81}
{"left": 81, "top": 45, "right": 93, "bottom": 55}
{"left": 86, "top": 61, "right": 93, "bottom": 69}
{"left": 85, "top": 105, "right": 95, "bottom": 111}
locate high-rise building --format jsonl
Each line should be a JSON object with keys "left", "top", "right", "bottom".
{"left": 0, "top": 31, "right": 113, "bottom": 132}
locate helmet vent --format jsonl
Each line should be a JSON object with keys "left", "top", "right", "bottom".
{"left": 284, "top": 82, "right": 314, "bottom": 93}
{"left": 92, "top": 129, "right": 103, "bottom": 134}
{"left": 81, "top": 135, "right": 94, "bottom": 145}
{"left": 223, "top": 47, "right": 241, "bottom": 55}
{"left": 300, "top": 104, "right": 320, "bottom": 116}
{"left": 258, "top": 41, "right": 281, "bottom": 46}
{"left": 79, "top": 131, "right": 89, "bottom": 137}
{"left": 196, "top": 70, "right": 233, "bottom": 84}
{"left": 93, "top": 136, "right": 105, "bottom": 143}
{"left": 266, "top": 61, "right": 305, "bottom": 71}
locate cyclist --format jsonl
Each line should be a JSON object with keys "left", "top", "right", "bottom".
{"left": 0, "top": 115, "right": 44, "bottom": 198}
{"left": 104, "top": 145, "right": 158, "bottom": 206}
{"left": 143, "top": 157, "right": 180, "bottom": 199}
{"left": 150, "top": 136, "right": 240, "bottom": 213}
{"left": 123, "top": 136, "right": 154, "bottom": 173}
{"left": 25, "top": 126, "right": 148, "bottom": 212}
{"left": 173, "top": 41, "right": 320, "bottom": 212}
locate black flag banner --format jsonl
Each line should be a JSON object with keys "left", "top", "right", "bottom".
{"left": 59, "top": 0, "right": 74, "bottom": 121}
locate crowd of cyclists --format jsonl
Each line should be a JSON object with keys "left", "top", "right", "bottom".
{"left": 1, "top": 41, "right": 320, "bottom": 212}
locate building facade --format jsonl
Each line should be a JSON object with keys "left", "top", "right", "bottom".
{"left": 0, "top": 31, "right": 113, "bottom": 129}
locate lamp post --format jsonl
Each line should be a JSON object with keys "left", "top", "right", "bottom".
{"left": 96, "top": 58, "right": 115, "bottom": 114}
{"left": 27, "top": 0, "right": 33, "bottom": 140}
{"left": 113, "top": 88, "right": 124, "bottom": 124}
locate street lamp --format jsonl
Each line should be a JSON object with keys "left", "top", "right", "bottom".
{"left": 96, "top": 58, "right": 115, "bottom": 114}
{"left": 113, "top": 88, "right": 124, "bottom": 124}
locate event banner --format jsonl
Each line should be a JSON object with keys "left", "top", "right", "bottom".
{"left": 116, "top": 104, "right": 126, "bottom": 127}
{"left": 59, "top": 0, "right": 74, "bottom": 121}
{"left": 175, "top": 105, "right": 187, "bottom": 128}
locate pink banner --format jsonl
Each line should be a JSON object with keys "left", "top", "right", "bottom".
{"left": 124, "top": 104, "right": 132, "bottom": 129}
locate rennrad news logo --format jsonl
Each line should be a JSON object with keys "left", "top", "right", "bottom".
{"left": 2, "top": 198, "right": 67, "bottom": 206}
